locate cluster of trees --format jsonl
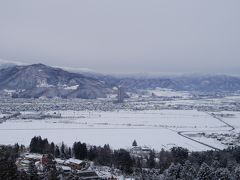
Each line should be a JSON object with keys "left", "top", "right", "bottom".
{"left": 137, "top": 146, "right": 240, "bottom": 179}
{"left": 30, "top": 136, "right": 72, "bottom": 159}
{"left": 72, "top": 142, "right": 87, "bottom": 160}
{"left": 4, "top": 136, "right": 240, "bottom": 179}
{"left": 28, "top": 136, "right": 240, "bottom": 179}
{"left": 30, "top": 136, "right": 54, "bottom": 154}
{"left": 0, "top": 145, "right": 19, "bottom": 179}
{"left": 29, "top": 136, "right": 134, "bottom": 173}
{"left": 159, "top": 160, "right": 240, "bottom": 180}
{"left": 0, "top": 144, "right": 59, "bottom": 180}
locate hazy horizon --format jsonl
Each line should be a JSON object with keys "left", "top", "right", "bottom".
{"left": 1, "top": 58, "right": 240, "bottom": 78}
{"left": 0, "top": 0, "right": 240, "bottom": 74}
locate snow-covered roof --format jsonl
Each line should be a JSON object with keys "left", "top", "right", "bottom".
{"left": 141, "top": 146, "right": 151, "bottom": 150}
{"left": 24, "top": 153, "right": 42, "bottom": 160}
{"left": 61, "top": 165, "right": 71, "bottom": 171}
{"left": 55, "top": 158, "right": 65, "bottom": 164}
{"left": 64, "top": 158, "right": 83, "bottom": 165}
{"left": 21, "top": 160, "right": 30, "bottom": 164}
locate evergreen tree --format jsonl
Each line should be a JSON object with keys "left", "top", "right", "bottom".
{"left": 164, "top": 163, "right": 182, "bottom": 180}
{"left": 136, "top": 157, "right": 142, "bottom": 169}
{"left": 179, "top": 160, "right": 197, "bottom": 180}
{"left": 13, "top": 143, "right": 20, "bottom": 158}
{"left": 147, "top": 150, "right": 156, "bottom": 168}
{"left": 96, "top": 144, "right": 112, "bottom": 166}
{"left": 42, "top": 138, "right": 50, "bottom": 154}
{"left": 88, "top": 146, "right": 98, "bottom": 161}
{"left": 55, "top": 146, "right": 60, "bottom": 158}
{"left": 113, "top": 149, "right": 133, "bottom": 174}
{"left": 234, "top": 166, "right": 240, "bottom": 179}
{"left": 0, "top": 146, "right": 18, "bottom": 180}
{"left": 80, "top": 143, "right": 87, "bottom": 160}
{"left": 73, "top": 142, "right": 80, "bottom": 159}
{"left": 30, "top": 136, "right": 38, "bottom": 153}
{"left": 159, "top": 148, "right": 173, "bottom": 172}
{"left": 211, "top": 160, "right": 220, "bottom": 171}
{"left": 28, "top": 160, "right": 39, "bottom": 180}
{"left": 30, "top": 136, "right": 50, "bottom": 154}
{"left": 73, "top": 142, "right": 87, "bottom": 160}
{"left": 132, "top": 140, "right": 138, "bottom": 147}
{"left": 197, "top": 162, "right": 213, "bottom": 180}
{"left": 60, "top": 142, "right": 65, "bottom": 158}
{"left": 68, "top": 147, "right": 72, "bottom": 158}
{"left": 20, "top": 145, "right": 25, "bottom": 153}
{"left": 212, "top": 168, "right": 231, "bottom": 180}
{"left": 171, "top": 147, "right": 188, "bottom": 164}
{"left": 49, "top": 142, "right": 55, "bottom": 156}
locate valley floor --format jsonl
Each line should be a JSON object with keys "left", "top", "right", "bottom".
{"left": 0, "top": 109, "right": 239, "bottom": 151}
{"left": 0, "top": 89, "right": 240, "bottom": 151}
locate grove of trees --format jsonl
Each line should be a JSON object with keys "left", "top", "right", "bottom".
{"left": 3, "top": 136, "right": 240, "bottom": 179}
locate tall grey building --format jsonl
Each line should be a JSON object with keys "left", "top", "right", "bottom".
{"left": 117, "top": 87, "right": 124, "bottom": 103}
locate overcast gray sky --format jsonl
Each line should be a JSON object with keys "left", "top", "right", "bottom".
{"left": 0, "top": 0, "right": 239, "bottom": 74}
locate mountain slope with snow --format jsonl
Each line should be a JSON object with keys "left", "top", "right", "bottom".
{"left": 0, "top": 64, "right": 112, "bottom": 99}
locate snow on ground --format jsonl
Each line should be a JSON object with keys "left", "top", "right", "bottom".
{"left": 147, "top": 88, "right": 190, "bottom": 98}
{"left": 63, "top": 85, "right": 79, "bottom": 90}
{"left": 3, "top": 89, "right": 17, "bottom": 93}
{"left": 219, "top": 111, "right": 240, "bottom": 129}
{"left": 36, "top": 80, "right": 54, "bottom": 88}
{"left": 53, "top": 110, "right": 224, "bottom": 129}
{"left": 0, "top": 125, "right": 213, "bottom": 151}
{"left": 0, "top": 114, "right": 8, "bottom": 118}
{"left": 188, "top": 135, "right": 228, "bottom": 150}
{"left": 0, "top": 110, "right": 229, "bottom": 151}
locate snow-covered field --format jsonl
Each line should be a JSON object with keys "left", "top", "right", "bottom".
{"left": 0, "top": 110, "right": 234, "bottom": 151}
{"left": 147, "top": 88, "right": 190, "bottom": 98}
{"left": 220, "top": 111, "right": 240, "bottom": 129}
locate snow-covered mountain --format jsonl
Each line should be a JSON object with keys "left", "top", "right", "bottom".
{"left": 98, "top": 75, "right": 240, "bottom": 92}
{"left": 0, "top": 63, "right": 239, "bottom": 99}
{"left": 171, "top": 75, "right": 240, "bottom": 92}
{"left": 0, "top": 64, "right": 112, "bottom": 98}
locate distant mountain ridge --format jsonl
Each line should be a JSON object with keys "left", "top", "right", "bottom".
{"left": 171, "top": 75, "right": 240, "bottom": 92}
{"left": 0, "top": 64, "right": 112, "bottom": 98}
{"left": 97, "top": 75, "right": 240, "bottom": 92}
{"left": 119, "top": 76, "right": 240, "bottom": 92}
{"left": 0, "top": 63, "right": 239, "bottom": 99}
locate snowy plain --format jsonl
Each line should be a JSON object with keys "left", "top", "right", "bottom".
{"left": 0, "top": 109, "right": 233, "bottom": 151}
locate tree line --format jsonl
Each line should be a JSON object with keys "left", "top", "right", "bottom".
{"left": 2, "top": 136, "right": 240, "bottom": 179}
{"left": 29, "top": 136, "right": 134, "bottom": 174}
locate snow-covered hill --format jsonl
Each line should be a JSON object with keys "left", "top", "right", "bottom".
{"left": 0, "top": 64, "right": 112, "bottom": 99}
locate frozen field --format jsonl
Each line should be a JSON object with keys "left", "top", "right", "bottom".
{"left": 220, "top": 111, "right": 240, "bottom": 129}
{"left": 0, "top": 110, "right": 236, "bottom": 151}
{"left": 57, "top": 110, "right": 225, "bottom": 128}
